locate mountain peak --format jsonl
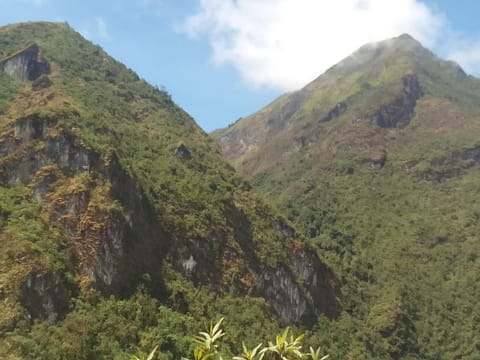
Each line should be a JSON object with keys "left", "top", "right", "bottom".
{"left": 214, "top": 32, "right": 477, "bottom": 171}
{"left": 373, "top": 33, "right": 422, "bottom": 48}
{"left": 329, "top": 33, "right": 429, "bottom": 74}
{"left": 213, "top": 30, "right": 480, "bottom": 360}
{"left": 397, "top": 33, "right": 415, "bottom": 40}
{"left": 392, "top": 33, "right": 422, "bottom": 44}
{"left": 382, "top": 32, "right": 426, "bottom": 51}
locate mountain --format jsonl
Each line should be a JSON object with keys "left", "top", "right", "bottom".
{"left": 0, "top": 22, "right": 338, "bottom": 358}
{"left": 214, "top": 34, "right": 480, "bottom": 359}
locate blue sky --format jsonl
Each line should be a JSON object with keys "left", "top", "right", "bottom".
{"left": 0, "top": 0, "right": 479, "bottom": 132}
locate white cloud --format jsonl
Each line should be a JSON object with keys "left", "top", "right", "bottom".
{"left": 444, "top": 38, "right": 480, "bottom": 76}
{"left": 181, "top": 0, "right": 445, "bottom": 91}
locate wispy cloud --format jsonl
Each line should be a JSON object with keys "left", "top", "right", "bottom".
{"left": 31, "top": 0, "right": 47, "bottom": 7}
{"left": 80, "top": 16, "right": 109, "bottom": 42}
{"left": 95, "top": 17, "right": 109, "bottom": 39}
{"left": 444, "top": 37, "right": 480, "bottom": 75}
{"left": 181, "top": 0, "right": 445, "bottom": 91}
{"left": 135, "top": 0, "right": 157, "bottom": 8}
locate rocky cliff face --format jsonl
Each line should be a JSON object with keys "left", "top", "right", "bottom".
{"left": 0, "top": 115, "right": 170, "bottom": 300}
{"left": 258, "top": 249, "right": 337, "bottom": 322}
{"left": 224, "top": 203, "right": 337, "bottom": 321}
{"left": 0, "top": 26, "right": 338, "bottom": 326}
{"left": 216, "top": 90, "right": 308, "bottom": 163}
{"left": 19, "top": 272, "right": 69, "bottom": 324}
{"left": 0, "top": 113, "right": 338, "bottom": 323}
{"left": 0, "top": 43, "right": 50, "bottom": 81}
{"left": 368, "top": 74, "right": 422, "bottom": 128}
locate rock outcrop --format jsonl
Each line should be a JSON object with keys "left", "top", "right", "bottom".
{"left": 0, "top": 114, "right": 338, "bottom": 323}
{"left": 412, "top": 145, "right": 480, "bottom": 181}
{"left": 0, "top": 43, "right": 50, "bottom": 81}
{"left": 321, "top": 102, "right": 347, "bottom": 122}
{"left": 216, "top": 90, "right": 307, "bottom": 162}
{"left": 0, "top": 115, "right": 169, "bottom": 299}
{"left": 19, "top": 272, "right": 69, "bottom": 324}
{"left": 0, "top": 24, "right": 339, "bottom": 328}
{"left": 370, "top": 74, "right": 422, "bottom": 128}
{"left": 259, "top": 248, "right": 338, "bottom": 323}
{"left": 226, "top": 204, "right": 338, "bottom": 322}
{"left": 175, "top": 143, "right": 192, "bottom": 160}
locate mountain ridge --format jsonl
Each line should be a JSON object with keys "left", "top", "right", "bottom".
{"left": 0, "top": 21, "right": 338, "bottom": 358}
{"left": 214, "top": 33, "right": 478, "bottom": 175}
{"left": 213, "top": 34, "right": 480, "bottom": 358}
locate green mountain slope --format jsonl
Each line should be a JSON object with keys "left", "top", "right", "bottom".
{"left": 0, "top": 22, "right": 338, "bottom": 358}
{"left": 214, "top": 34, "right": 480, "bottom": 359}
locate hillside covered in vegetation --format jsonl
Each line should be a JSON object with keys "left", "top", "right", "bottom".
{"left": 0, "top": 22, "right": 338, "bottom": 359}
{"left": 214, "top": 34, "right": 480, "bottom": 359}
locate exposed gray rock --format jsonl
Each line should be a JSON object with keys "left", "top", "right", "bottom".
{"left": 20, "top": 272, "right": 69, "bottom": 324}
{"left": 175, "top": 144, "right": 192, "bottom": 160}
{"left": 414, "top": 145, "right": 480, "bottom": 181}
{"left": 258, "top": 265, "right": 308, "bottom": 321}
{"left": 1, "top": 115, "right": 99, "bottom": 185}
{"left": 182, "top": 255, "right": 197, "bottom": 273}
{"left": 2, "top": 113, "right": 338, "bottom": 324}
{"left": 371, "top": 74, "right": 422, "bottom": 128}
{"left": 371, "top": 149, "right": 387, "bottom": 169}
{"left": 0, "top": 43, "right": 50, "bottom": 81}
{"left": 216, "top": 89, "right": 307, "bottom": 160}
{"left": 14, "top": 114, "right": 54, "bottom": 139}
{"left": 274, "top": 219, "right": 295, "bottom": 238}
{"left": 226, "top": 204, "right": 338, "bottom": 323}
{"left": 291, "top": 250, "right": 338, "bottom": 320}
{"left": 255, "top": 248, "right": 338, "bottom": 323}
{"left": 32, "top": 74, "right": 53, "bottom": 90}
{"left": 1, "top": 115, "right": 170, "bottom": 298}
{"left": 266, "top": 89, "right": 307, "bottom": 131}
{"left": 88, "top": 214, "right": 126, "bottom": 291}
{"left": 321, "top": 102, "right": 347, "bottom": 122}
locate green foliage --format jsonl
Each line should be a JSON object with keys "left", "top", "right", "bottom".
{"left": 306, "top": 346, "right": 329, "bottom": 360}
{"left": 0, "top": 185, "right": 74, "bottom": 333}
{"left": 3, "top": 276, "right": 285, "bottom": 359}
{"left": 0, "top": 22, "right": 239, "bottom": 246}
{"left": 0, "top": 21, "right": 296, "bottom": 273}
{"left": 214, "top": 34, "right": 480, "bottom": 359}
{"left": 0, "top": 71, "right": 20, "bottom": 115}
{"left": 182, "top": 319, "right": 328, "bottom": 360}
{"left": 0, "top": 22, "right": 312, "bottom": 360}
{"left": 184, "top": 318, "right": 226, "bottom": 360}
{"left": 233, "top": 343, "right": 265, "bottom": 360}
{"left": 259, "top": 165, "right": 480, "bottom": 358}
{"left": 264, "top": 327, "right": 304, "bottom": 360}
{"left": 131, "top": 345, "right": 159, "bottom": 360}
